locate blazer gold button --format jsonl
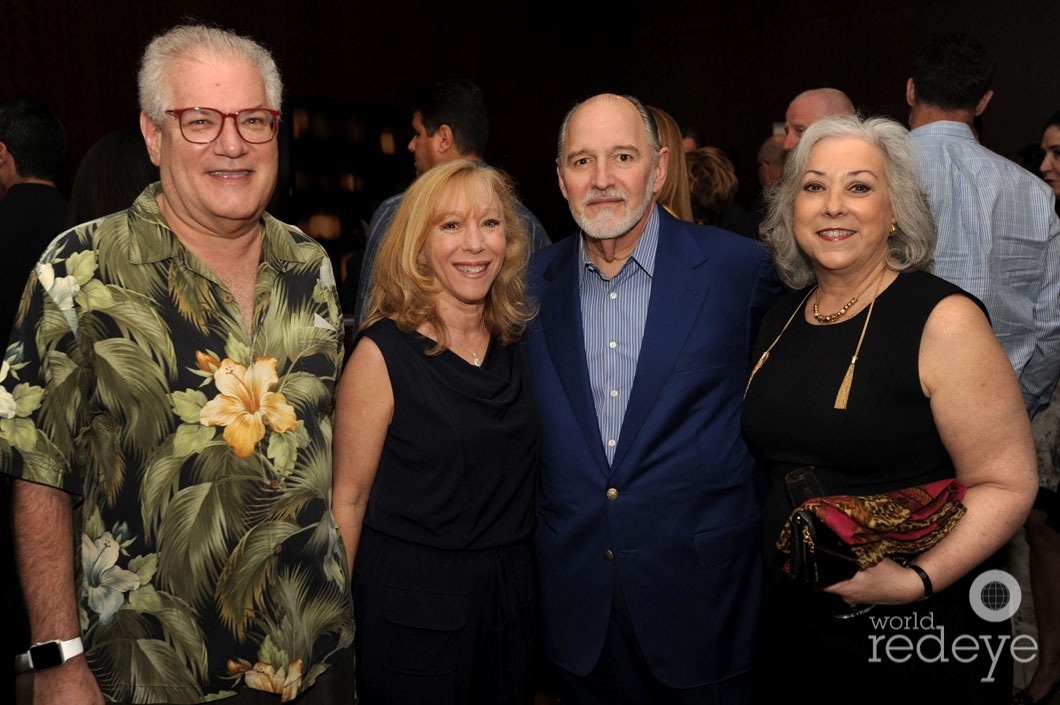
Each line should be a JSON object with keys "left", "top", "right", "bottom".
{"left": 606, "top": 488, "right": 619, "bottom": 501}
{"left": 603, "top": 548, "right": 615, "bottom": 561}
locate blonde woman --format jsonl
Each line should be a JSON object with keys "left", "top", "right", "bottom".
{"left": 333, "top": 159, "right": 540, "bottom": 704}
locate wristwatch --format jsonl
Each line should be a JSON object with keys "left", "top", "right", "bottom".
{"left": 15, "top": 637, "right": 83, "bottom": 673}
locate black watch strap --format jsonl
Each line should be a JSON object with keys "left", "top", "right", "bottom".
{"left": 909, "top": 563, "right": 934, "bottom": 600}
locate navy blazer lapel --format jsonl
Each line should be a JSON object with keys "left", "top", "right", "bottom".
{"left": 611, "top": 220, "right": 710, "bottom": 469}
{"left": 539, "top": 239, "right": 611, "bottom": 472}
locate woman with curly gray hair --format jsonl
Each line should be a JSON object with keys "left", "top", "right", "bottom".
{"left": 743, "top": 114, "right": 1037, "bottom": 704}
{"left": 758, "top": 114, "right": 935, "bottom": 289}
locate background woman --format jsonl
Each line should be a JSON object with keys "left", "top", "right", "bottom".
{"left": 64, "top": 128, "right": 158, "bottom": 227}
{"left": 1038, "top": 111, "right": 1060, "bottom": 206}
{"left": 686, "top": 145, "right": 757, "bottom": 237}
{"left": 742, "top": 114, "right": 1037, "bottom": 704}
{"left": 647, "top": 105, "right": 693, "bottom": 221}
{"left": 332, "top": 159, "right": 540, "bottom": 704}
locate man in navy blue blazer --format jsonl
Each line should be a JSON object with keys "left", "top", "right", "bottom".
{"left": 527, "top": 93, "right": 781, "bottom": 703}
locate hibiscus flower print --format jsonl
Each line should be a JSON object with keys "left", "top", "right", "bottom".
{"left": 81, "top": 531, "right": 141, "bottom": 625}
{"left": 35, "top": 261, "right": 81, "bottom": 334}
{"left": 0, "top": 360, "right": 16, "bottom": 419}
{"left": 229, "top": 657, "right": 304, "bottom": 701}
{"left": 199, "top": 357, "right": 297, "bottom": 457}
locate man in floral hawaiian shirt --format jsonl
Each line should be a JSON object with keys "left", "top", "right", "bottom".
{"left": 2, "top": 24, "right": 354, "bottom": 705}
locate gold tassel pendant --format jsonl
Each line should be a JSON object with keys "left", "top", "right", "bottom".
{"left": 834, "top": 356, "right": 857, "bottom": 409}
{"left": 830, "top": 267, "right": 887, "bottom": 410}
{"left": 745, "top": 351, "right": 769, "bottom": 399}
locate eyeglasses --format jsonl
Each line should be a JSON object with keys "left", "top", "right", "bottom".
{"left": 165, "top": 107, "right": 280, "bottom": 144}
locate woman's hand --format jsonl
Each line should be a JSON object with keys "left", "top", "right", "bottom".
{"left": 824, "top": 558, "right": 929, "bottom": 606}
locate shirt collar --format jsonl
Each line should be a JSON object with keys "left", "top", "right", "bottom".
{"left": 910, "top": 120, "right": 976, "bottom": 141}
{"left": 126, "top": 182, "right": 307, "bottom": 269}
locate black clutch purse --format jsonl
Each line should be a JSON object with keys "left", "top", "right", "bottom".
{"left": 786, "top": 508, "right": 860, "bottom": 590}
{"left": 779, "top": 469, "right": 966, "bottom": 618}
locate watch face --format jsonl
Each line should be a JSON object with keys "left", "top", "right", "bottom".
{"left": 29, "top": 641, "right": 64, "bottom": 670}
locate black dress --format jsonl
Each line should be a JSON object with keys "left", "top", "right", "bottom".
{"left": 352, "top": 318, "right": 541, "bottom": 705}
{"left": 741, "top": 271, "right": 1012, "bottom": 705}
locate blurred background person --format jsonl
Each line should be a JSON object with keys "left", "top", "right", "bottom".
{"left": 65, "top": 128, "right": 158, "bottom": 227}
{"left": 681, "top": 124, "right": 703, "bottom": 152}
{"left": 333, "top": 159, "right": 540, "bottom": 705}
{"left": 752, "top": 133, "right": 785, "bottom": 230}
{"left": 686, "top": 145, "right": 756, "bottom": 238}
{"left": 0, "top": 98, "right": 68, "bottom": 334}
{"left": 1039, "top": 111, "right": 1060, "bottom": 207}
{"left": 353, "top": 78, "right": 549, "bottom": 328}
{"left": 757, "top": 133, "right": 785, "bottom": 191}
{"left": 0, "top": 97, "right": 66, "bottom": 704}
{"left": 906, "top": 32, "right": 1060, "bottom": 419}
{"left": 781, "top": 87, "right": 855, "bottom": 153}
{"left": 744, "top": 114, "right": 1037, "bottom": 704}
{"left": 1015, "top": 110, "right": 1060, "bottom": 705}
{"left": 648, "top": 105, "right": 693, "bottom": 221}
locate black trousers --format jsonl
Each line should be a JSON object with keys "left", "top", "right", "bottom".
{"left": 353, "top": 527, "right": 535, "bottom": 705}
{"left": 552, "top": 578, "right": 756, "bottom": 705}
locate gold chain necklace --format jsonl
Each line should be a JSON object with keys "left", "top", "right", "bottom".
{"left": 812, "top": 273, "right": 882, "bottom": 324}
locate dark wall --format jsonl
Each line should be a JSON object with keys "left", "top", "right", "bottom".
{"left": 629, "top": 1, "right": 1060, "bottom": 215}
{"left": 4, "top": 0, "right": 1059, "bottom": 240}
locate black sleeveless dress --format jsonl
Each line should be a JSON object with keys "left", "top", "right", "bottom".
{"left": 742, "top": 270, "right": 1012, "bottom": 704}
{"left": 352, "top": 318, "right": 541, "bottom": 705}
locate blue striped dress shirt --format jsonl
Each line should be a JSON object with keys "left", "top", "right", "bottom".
{"left": 579, "top": 207, "right": 660, "bottom": 464}
{"left": 910, "top": 121, "right": 1060, "bottom": 415}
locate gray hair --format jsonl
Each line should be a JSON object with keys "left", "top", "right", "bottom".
{"left": 760, "top": 114, "right": 936, "bottom": 290}
{"left": 556, "top": 93, "right": 661, "bottom": 164}
{"left": 138, "top": 24, "right": 283, "bottom": 125}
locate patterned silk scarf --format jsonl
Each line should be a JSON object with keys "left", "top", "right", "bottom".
{"left": 777, "top": 478, "right": 968, "bottom": 568}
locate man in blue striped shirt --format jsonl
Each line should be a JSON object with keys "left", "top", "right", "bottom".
{"left": 526, "top": 93, "right": 780, "bottom": 704}
{"left": 907, "top": 33, "right": 1060, "bottom": 417}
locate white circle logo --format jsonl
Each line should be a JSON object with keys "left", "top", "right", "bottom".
{"left": 969, "top": 569, "right": 1021, "bottom": 623}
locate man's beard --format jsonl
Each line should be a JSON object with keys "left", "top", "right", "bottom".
{"left": 572, "top": 173, "right": 656, "bottom": 241}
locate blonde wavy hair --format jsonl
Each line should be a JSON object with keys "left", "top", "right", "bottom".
{"left": 648, "top": 105, "right": 693, "bottom": 221}
{"left": 361, "top": 159, "right": 535, "bottom": 351}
